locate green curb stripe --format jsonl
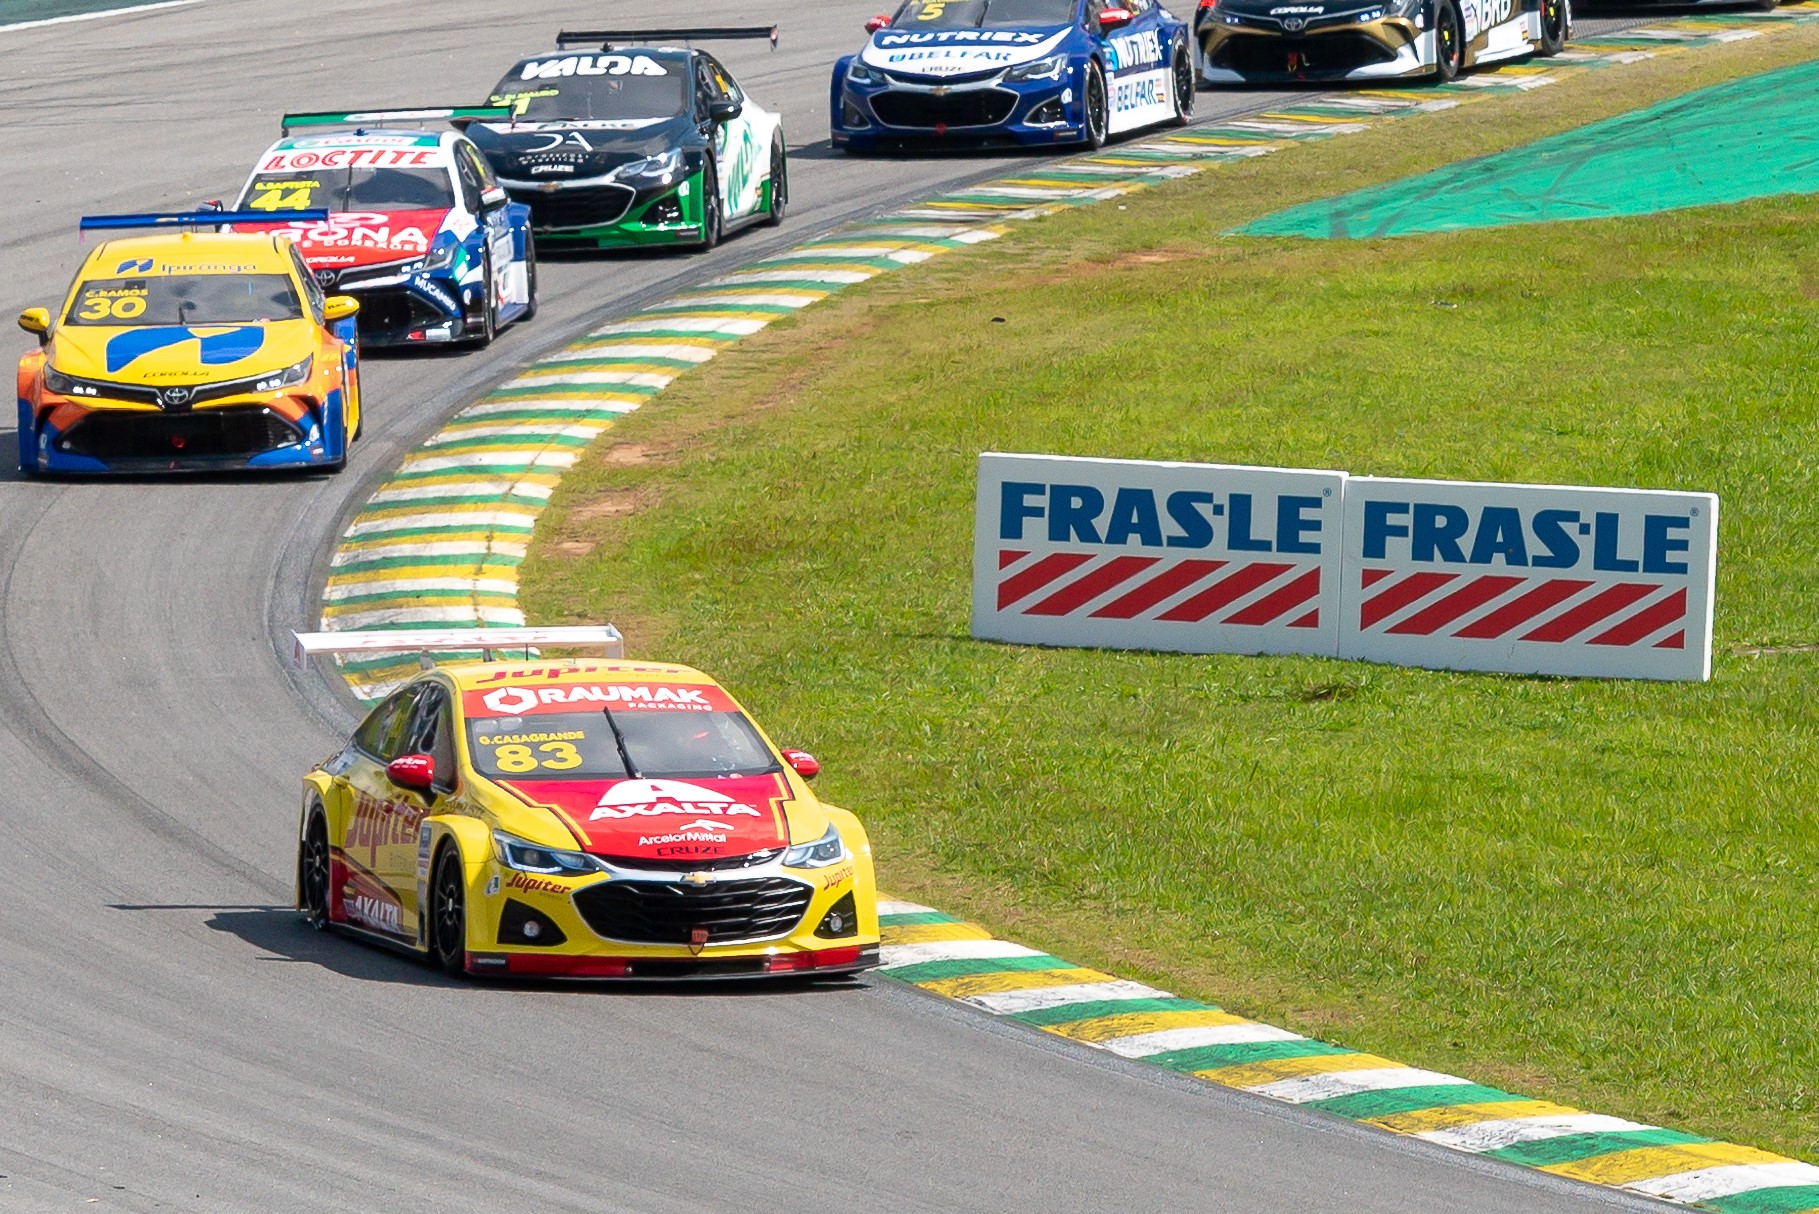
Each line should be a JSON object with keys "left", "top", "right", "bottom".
{"left": 882, "top": 955, "right": 1077, "bottom": 984}
{"left": 1705, "top": 1185, "right": 1819, "bottom": 1214}
{"left": 322, "top": 588, "right": 516, "bottom": 610}
{"left": 1008, "top": 997, "right": 1215, "bottom": 1027}
{"left": 877, "top": 910, "right": 961, "bottom": 927}
{"left": 1484, "top": 1127, "right": 1708, "bottom": 1169}
{"left": 328, "top": 552, "right": 524, "bottom": 574}
{"left": 355, "top": 492, "right": 547, "bottom": 512}
{"left": 1150, "top": 1037, "right": 1350, "bottom": 1074}
{"left": 1306, "top": 1084, "right": 1531, "bottom": 1121}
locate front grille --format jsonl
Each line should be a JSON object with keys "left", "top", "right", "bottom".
{"left": 870, "top": 88, "right": 1018, "bottom": 130}
{"left": 350, "top": 286, "right": 458, "bottom": 339}
{"left": 56, "top": 406, "right": 303, "bottom": 462}
{"left": 593, "top": 848, "right": 782, "bottom": 873}
{"left": 1210, "top": 30, "right": 1398, "bottom": 73}
{"left": 572, "top": 877, "right": 812, "bottom": 945}
{"left": 511, "top": 184, "right": 636, "bottom": 231}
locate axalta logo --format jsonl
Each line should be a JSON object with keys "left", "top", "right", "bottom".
{"left": 480, "top": 684, "right": 712, "bottom": 714}
{"left": 1360, "top": 501, "right": 1694, "bottom": 573}
{"left": 1000, "top": 481, "right": 1327, "bottom": 554}
{"left": 590, "top": 780, "right": 761, "bottom": 821}
{"left": 347, "top": 894, "right": 401, "bottom": 933}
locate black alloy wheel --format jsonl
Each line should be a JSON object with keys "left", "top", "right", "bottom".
{"left": 1537, "top": 0, "right": 1567, "bottom": 54}
{"left": 1431, "top": 0, "right": 1465, "bottom": 83}
{"left": 1169, "top": 48, "right": 1195, "bottom": 126}
{"left": 431, "top": 847, "right": 467, "bottom": 975}
{"left": 763, "top": 140, "right": 788, "bottom": 227}
{"left": 299, "top": 814, "right": 330, "bottom": 930}
{"left": 1084, "top": 60, "right": 1109, "bottom": 149}
{"left": 699, "top": 162, "right": 723, "bottom": 250}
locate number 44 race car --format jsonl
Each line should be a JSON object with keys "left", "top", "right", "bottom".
{"left": 290, "top": 627, "right": 881, "bottom": 980}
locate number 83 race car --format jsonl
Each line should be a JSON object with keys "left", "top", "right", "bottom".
{"left": 291, "top": 628, "right": 880, "bottom": 980}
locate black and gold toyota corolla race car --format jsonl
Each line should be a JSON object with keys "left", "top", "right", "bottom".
{"left": 1194, "top": 0, "right": 1568, "bottom": 84}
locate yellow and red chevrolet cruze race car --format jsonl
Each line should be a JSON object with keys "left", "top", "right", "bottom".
{"left": 292, "top": 628, "right": 880, "bottom": 979}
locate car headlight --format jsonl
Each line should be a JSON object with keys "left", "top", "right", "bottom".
{"left": 782, "top": 823, "right": 845, "bottom": 869}
{"left": 250, "top": 355, "right": 312, "bottom": 393}
{"left": 847, "top": 61, "right": 886, "bottom": 86}
{"left": 1005, "top": 54, "right": 1068, "bottom": 83}
{"left": 421, "top": 239, "right": 459, "bottom": 272}
{"left": 493, "top": 830, "right": 603, "bottom": 876}
{"left": 608, "top": 148, "right": 684, "bottom": 185}
{"left": 43, "top": 367, "right": 103, "bottom": 398}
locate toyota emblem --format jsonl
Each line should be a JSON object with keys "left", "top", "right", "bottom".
{"left": 314, "top": 268, "right": 337, "bottom": 288}
{"left": 1283, "top": 15, "right": 1306, "bottom": 28}
{"left": 160, "top": 387, "right": 192, "bottom": 407}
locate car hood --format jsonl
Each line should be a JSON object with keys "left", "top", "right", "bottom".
{"left": 859, "top": 23, "right": 1071, "bottom": 76}
{"left": 236, "top": 210, "right": 454, "bottom": 271}
{"left": 469, "top": 116, "right": 690, "bottom": 181}
{"left": 494, "top": 772, "right": 829, "bottom": 865}
{"left": 1215, "top": 0, "right": 1380, "bottom": 19}
{"left": 48, "top": 318, "right": 318, "bottom": 386}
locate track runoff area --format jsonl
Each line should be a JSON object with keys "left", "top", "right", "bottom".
{"left": 316, "top": 7, "right": 1819, "bottom": 1214}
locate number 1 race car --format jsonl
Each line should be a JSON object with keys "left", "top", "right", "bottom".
{"left": 470, "top": 27, "right": 788, "bottom": 250}
{"left": 232, "top": 110, "right": 536, "bottom": 348}
{"left": 831, "top": 0, "right": 1194, "bottom": 152}
{"left": 291, "top": 627, "right": 880, "bottom": 980}
{"left": 1194, "top": 0, "right": 1568, "bottom": 83}
{"left": 15, "top": 214, "right": 363, "bottom": 474}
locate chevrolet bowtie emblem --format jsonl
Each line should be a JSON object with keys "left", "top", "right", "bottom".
{"left": 682, "top": 871, "right": 713, "bottom": 886}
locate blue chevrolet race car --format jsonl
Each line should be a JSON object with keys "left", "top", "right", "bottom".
{"left": 831, "top": 0, "right": 1194, "bottom": 152}
{"left": 233, "top": 109, "right": 537, "bottom": 349}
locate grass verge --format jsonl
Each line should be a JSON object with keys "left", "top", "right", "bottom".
{"left": 523, "top": 27, "right": 1819, "bottom": 1155}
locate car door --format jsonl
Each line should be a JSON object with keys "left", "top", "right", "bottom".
{"left": 1095, "top": 0, "right": 1173, "bottom": 135}
{"left": 460, "top": 142, "right": 520, "bottom": 309}
{"left": 335, "top": 684, "right": 426, "bottom": 940}
{"left": 701, "top": 54, "right": 765, "bottom": 222}
{"left": 387, "top": 681, "right": 458, "bottom": 940}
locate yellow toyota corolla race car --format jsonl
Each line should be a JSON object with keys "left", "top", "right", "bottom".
{"left": 15, "top": 211, "right": 363, "bottom": 474}
{"left": 291, "top": 627, "right": 880, "bottom": 980}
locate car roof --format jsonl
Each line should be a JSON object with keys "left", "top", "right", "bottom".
{"left": 81, "top": 231, "right": 293, "bottom": 277}
{"left": 440, "top": 660, "right": 724, "bottom": 693}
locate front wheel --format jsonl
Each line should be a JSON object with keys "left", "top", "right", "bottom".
{"left": 1430, "top": 0, "right": 1464, "bottom": 82}
{"left": 430, "top": 847, "right": 468, "bottom": 976}
{"left": 299, "top": 813, "right": 330, "bottom": 930}
{"left": 698, "top": 161, "right": 723, "bottom": 250}
{"left": 1083, "top": 60, "right": 1109, "bottom": 148}
{"left": 763, "top": 140, "right": 788, "bottom": 227}
{"left": 520, "top": 233, "right": 539, "bottom": 323}
{"left": 1168, "top": 48, "right": 1195, "bottom": 126}
{"left": 1537, "top": 0, "right": 1568, "bottom": 55}
{"left": 465, "top": 255, "right": 497, "bottom": 349}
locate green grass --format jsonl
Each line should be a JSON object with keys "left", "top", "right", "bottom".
{"left": 523, "top": 29, "right": 1819, "bottom": 1156}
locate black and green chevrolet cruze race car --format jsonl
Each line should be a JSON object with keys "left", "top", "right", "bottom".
{"left": 470, "top": 27, "right": 788, "bottom": 250}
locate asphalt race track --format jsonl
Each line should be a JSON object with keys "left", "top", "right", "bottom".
{"left": 0, "top": 2, "right": 1671, "bottom": 1210}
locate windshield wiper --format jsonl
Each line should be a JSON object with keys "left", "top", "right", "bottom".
{"left": 599, "top": 705, "right": 641, "bottom": 779}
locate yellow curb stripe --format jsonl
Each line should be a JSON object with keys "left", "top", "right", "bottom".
{"left": 1364, "top": 1099, "right": 1583, "bottom": 1135}
{"left": 1199, "top": 1052, "right": 1402, "bottom": 1089}
{"left": 1048, "top": 1008, "right": 1249, "bottom": 1044}
{"left": 882, "top": 921, "right": 996, "bottom": 946}
{"left": 918, "top": 966, "right": 1112, "bottom": 1000}
{"left": 1542, "top": 1142, "right": 1795, "bottom": 1186}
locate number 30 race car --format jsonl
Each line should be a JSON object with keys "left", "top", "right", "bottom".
{"left": 831, "top": 0, "right": 1195, "bottom": 151}
{"left": 232, "top": 110, "right": 537, "bottom": 348}
{"left": 15, "top": 215, "right": 363, "bottom": 475}
{"left": 291, "top": 628, "right": 880, "bottom": 980}
{"left": 471, "top": 27, "right": 788, "bottom": 250}
{"left": 1194, "top": 0, "right": 1568, "bottom": 82}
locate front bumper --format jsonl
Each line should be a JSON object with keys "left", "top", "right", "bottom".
{"left": 19, "top": 389, "right": 345, "bottom": 474}
{"left": 832, "top": 66, "right": 1088, "bottom": 150}
{"left": 321, "top": 263, "right": 472, "bottom": 348}
{"left": 1198, "top": 17, "right": 1432, "bottom": 81}
{"left": 500, "top": 172, "right": 707, "bottom": 250}
{"left": 456, "top": 857, "right": 882, "bottom": 980}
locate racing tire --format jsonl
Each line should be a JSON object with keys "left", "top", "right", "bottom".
{"left": 465, "top": 254, "right": 497, "bottom": 349}
{"left": 1537, "top": 0, "right": 1568, "bottom": 55}
{"left": 1084, "top": 60, "right": 1110, "bottom": 149}
{"left": 430, "top": 846, "right": 467, "bottom": 976}
{"left": 299, "top": 813, "right": 330, "bottom": 931}
{"left": 763, "top": 140, "right": 788, "bottom": 227}
{"left": 1168, "top": 47, "right": 1195, "bottom": 126}
{"left": 698, "top": 162, "right": 724, "bottom": 251}
{"left": 521, "top": 234, "right": 539, "bottom": 324}
{"left": 1754, "top": 0, "right": 1779, "bottom": 11}
{"left": 348, "top": 363, "right": 363, "bottom": 442}
{"left": 1430, "top": 0, "right": 1465, "bottom": 83}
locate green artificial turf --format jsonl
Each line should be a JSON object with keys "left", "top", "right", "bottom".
{"left": 523, "top": 29, "right": 1819, "bottom": 1157}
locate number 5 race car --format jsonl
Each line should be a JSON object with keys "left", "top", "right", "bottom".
{"left": 831, "top": 0, "right": 1194, "bottom": 152}
{"left": 470, "top": 27, "right": 788, "bottom": 250}
{"left": 1194, "top": 0, "right": 1568, "bottom": 83}
{"left": 232, "top": 110, "right": 536, "bottom": 348}
{"left": 15, "top": 213, "right": 363, "bottom": 475}
{"left": 290, "top": 627, "right": 880, "bottom": 980}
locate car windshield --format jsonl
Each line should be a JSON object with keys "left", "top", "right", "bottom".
{"left": 64, "top": 274, "right": 303, "bottom": 326}
{"left": 468, "top": 710, "right": 779, "bottom": 780}
{"left": 892, "top": 0, "right": 1078, "bottom": 26}
{"left": 489, "top": 51, "right": 690, "bottom": 121}
{"left": 236, "top": 166, "right": 454, "bottom": 213}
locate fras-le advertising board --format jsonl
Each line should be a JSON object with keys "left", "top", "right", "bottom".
{"left": 971, "top": 453, "right": 1347, "bottom": 658}
{"left": 1338, "top": 477, "right": 1718, "bottom": 681}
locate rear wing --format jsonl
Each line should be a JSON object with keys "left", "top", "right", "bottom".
{"left": 81, "top": 209, "right": 329, "bottom": 232}
{"left": 280, "top": 107, "right": 512, "bottom": 135}
{"left": 290, "top": 626, "right": 625, "bottom": 672}
{"left": 554, "top": 25, "right": 779, "bottom": 50}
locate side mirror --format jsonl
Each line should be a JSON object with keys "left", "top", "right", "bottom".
{"left": 18, "top": 307, "right": 50, "bottom": 339}
{"left": 387, "top": 753, "right": 436, "bottom": 792}
{"left": 480, "top": 186, "right": 509, "bottom": 211}
{"left": 864, "top": 14, "right": 891, "bottom": 31}
{"left": 781, "top": 748, "right": 821, "bottom": 780}
{"left": 323, "top": 295, "right": 360, "bottom": 322}
{"left": 707, "top": 98, "right": 742, "bottom": 123}
{"left": 1099, "top": 5, "right": 1136, "bottom": 29}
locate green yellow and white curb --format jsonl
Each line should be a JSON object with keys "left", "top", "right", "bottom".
{"left": 877, "top": 901, "right": 1819, "bottom": 1214}
{"left": 318, "top": 2, "right": 1819, "bottom": 701}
